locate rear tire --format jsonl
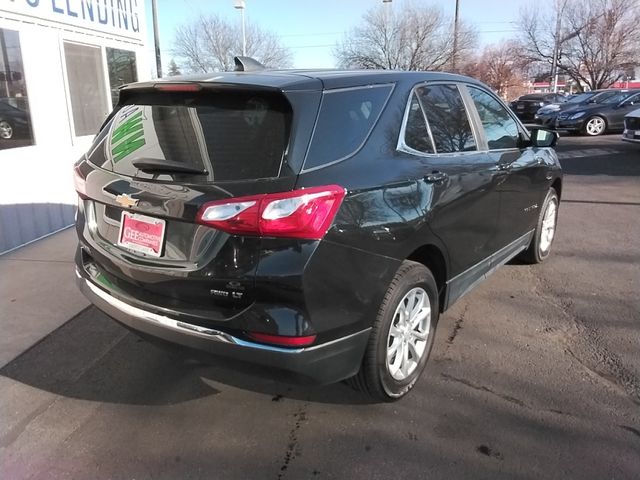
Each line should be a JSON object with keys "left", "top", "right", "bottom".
{"left": 520, "top": 188, "right": 559, "bottom": 264}
{"left": 349, "top": 261, "right": 439, "bottom": 401}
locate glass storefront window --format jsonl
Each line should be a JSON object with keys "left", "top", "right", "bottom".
{"left": 64, "top": 41, "right": 109, "bottom": 137}
{"left": 106, "top": 48, "right": 138, "bottom": 107}
{"left": 0, "top": 28, "right": 34, "bottom": 150}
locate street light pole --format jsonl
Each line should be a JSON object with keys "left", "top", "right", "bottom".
{"left": 550, "top": 1, "right": 562, "bottom": 93}
{"left": 234, "top": 1, "right": 247, "bottom": 57}
{"left": 452, "top": 0, "right": 460, "bottom": 72}
{"left": 151, "top": 0, "right": 162, "bottom": 78}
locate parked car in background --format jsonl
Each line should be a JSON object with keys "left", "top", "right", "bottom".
{"left": 510, "top": 93, "right": 566, "bottom": 123}
{"left": 534, "top": 90, "right": 610, "bottom": 127}
{"left": 0, "top": 101, "right": 31, "bottom": 141}
{"left": 622, "top": 107, "right": 640, "bottom": 144}
{"left": 74, "top": 63, "right": 562, "bottom": 401}
{"left": 555, "top": 90, "right": 640, "bottom": 136}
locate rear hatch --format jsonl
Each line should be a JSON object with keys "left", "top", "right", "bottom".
{"left": 77, "top": 82, "right": 320, "bottom": 318}
{"left": 512, "top": 95, "right": 547, "bottom": 114}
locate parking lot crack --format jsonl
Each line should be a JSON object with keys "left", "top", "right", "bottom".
{"left": 447, "top": 305, "right": 468, "bottom": 346}
{"left": 531, "top": 271, "right": 640, "bottom": 406}
{"left": 277, "top": 404, "right": 309, "bottom": 480}
{"left": 441, "top": 373, "right": 528, "bottom": 409}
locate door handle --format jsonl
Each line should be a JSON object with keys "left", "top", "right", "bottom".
{"left": 424, "top": 171, "right": 448, "bottom": 183}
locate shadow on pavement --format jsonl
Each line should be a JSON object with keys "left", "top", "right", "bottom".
{"left": 0, "top": 307, "right": 375, "bottom": 406}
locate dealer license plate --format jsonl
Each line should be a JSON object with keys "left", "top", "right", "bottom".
{"left": 118, "top": 211, "right": 166, "bottom": 257}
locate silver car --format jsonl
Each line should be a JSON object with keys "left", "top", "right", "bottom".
{"left": 622, "top": 107, "right": 640, "bottom": 144}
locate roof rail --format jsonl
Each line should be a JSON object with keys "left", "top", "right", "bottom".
{"left": 234, "top": 56, "right": 266, "bottom": 72}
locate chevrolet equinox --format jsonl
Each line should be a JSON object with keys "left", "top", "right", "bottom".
{"left": 74, "top": 60, "right": 562, "bottom": 401}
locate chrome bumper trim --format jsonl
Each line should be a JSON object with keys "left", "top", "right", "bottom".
{"left": 76, "top": 267, "right": 370, "bottom": 355}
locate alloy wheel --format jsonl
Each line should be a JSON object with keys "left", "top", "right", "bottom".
{"left": 539, "top": 198, "right": 558, "bottom": 253}
{"left": 386, "top": 287, "right": 431, "bottom": 381}
{"left": 0, "top": 121, "right": 13, "bottom": 140}
{"left": 585, "top": 117, "right": 605, "bottom": 136}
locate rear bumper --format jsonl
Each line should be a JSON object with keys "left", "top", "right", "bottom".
{"left": 75, "top": 267, "right": 370, "bottom": 385}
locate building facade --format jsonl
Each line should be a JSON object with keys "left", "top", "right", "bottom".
{"left": 0, "top": 0, "right": 149, "bottom": 253}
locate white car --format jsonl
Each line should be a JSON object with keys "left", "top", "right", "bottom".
{"left": 622, "top": 107, "right": 640, "bottom": 144}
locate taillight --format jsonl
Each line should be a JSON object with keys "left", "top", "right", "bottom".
{"left": 73, "top": 165, "right": 87, "bottom": 199}
{"left": 196, "top": 185, "right": 346, "bottom": 240}
{"left": 247, "top": 332, "right": 317, "bottom": 348}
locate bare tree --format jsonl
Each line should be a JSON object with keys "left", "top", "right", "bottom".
{"left": 461, "top": 41, "right": 532, "bottom": 99}
{"left": 172, "top": 14, "right": 292, "bottom": 73}
{"left": 519, "top": 0, "right": 640, "bottom": 90}
{"left": 334, "top": 3, "right": 477, "bottom": 71}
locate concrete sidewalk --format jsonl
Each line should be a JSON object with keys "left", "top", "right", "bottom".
{"left": 0, "top": 228, "right": 88, "bottom": 368}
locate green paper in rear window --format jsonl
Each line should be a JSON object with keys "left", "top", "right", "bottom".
{"left": 92, "top": 91, "right": 293, "bottom": 182}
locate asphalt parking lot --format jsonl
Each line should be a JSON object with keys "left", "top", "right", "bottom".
{"left": 1, "top": 134, "right": 639, "bottom": 480}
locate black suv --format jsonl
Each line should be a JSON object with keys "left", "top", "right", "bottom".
{"left": 75, "top": 64, "right": 562, "bottom": 400}
{"left": 510, "top": 93, "right": 566, "bottom": 123}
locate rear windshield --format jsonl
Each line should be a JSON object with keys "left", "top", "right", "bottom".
{"left": 519, "top": 94, "right": 545, "bottom": 100}
{"left": 90, "top": 91, "right": 292, "bottom": 182}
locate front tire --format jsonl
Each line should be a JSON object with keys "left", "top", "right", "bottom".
{"left": 584, "top": 116, "right": 606, "bottom": 136}
{"left": 349, "top": 261, "right": 439, "bottom": 401}
{"left": 0, "top": 120, "right": 14, "bottom": 140}
{"left": 520, "top": 188, "right": 559, "bottom": 264}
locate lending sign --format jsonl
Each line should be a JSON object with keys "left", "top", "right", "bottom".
{"left": 1, "top": 0, "right": 145, "bottom": 41}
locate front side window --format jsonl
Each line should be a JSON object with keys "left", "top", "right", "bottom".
{"left": 64, "top": 42, "right": 109, "bottom": 137}
{"left": 416, "top": 84, "right": 476, "bottom": 153}
{"left": 0, "top": 28, "right": 34, "bottom": 150}
{"left": 107, "top": 48, "right": 137, "bottom": 107}
{"left": 304, "top": 85, "right": 393, "bottom": 170}
{"left": 468, "top": 87, "right": 520, "bottom": 150}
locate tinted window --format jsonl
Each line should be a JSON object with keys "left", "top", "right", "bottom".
{"left": 89, "top": 91, "right": 292, "bottom": 182}
{"left": 592, "top": 91, "right": 624, "bottom": 104}
{"left": 0, "top": 28, "right": 34, "bottom": 150}
{"left": 468, "top": 87, "right": 519, "bottom": 150}
{"left": 568, "top": 93, "right": 593, "bottom": 103}
{"left": 417, "top": 84, "right": 476, "bottom": 153}
{"left": 403, "top": 93, "right": 434, "bottom": 153}
{"left": 304, "top": 85, "right": 393, "bottom": 169}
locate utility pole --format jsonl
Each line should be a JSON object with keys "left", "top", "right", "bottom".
{"left": 151, "top": 0, "right": 162, "bottom": 78}
{"left": 550, "top": 0, "right": 563, "bottom": 93}
{"left": 452, "top": 0, "right": 460, "bottom": 72}
{"left": 234, "top": 1, "right": 247, "bottom": 57}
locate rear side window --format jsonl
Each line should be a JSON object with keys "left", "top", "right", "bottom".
{"left": 416, "top": 84, "right": 476, "bottom": 153}
{"left": 304, "top": 85, "right": 393, "bottom": 170}
{"left": 92, "top": 91, "right": 292, "bottom": 182}
{"left": 404, "top": 93, "right": 435, "bottom": 154}
{"left": 468, "top": 87, "right": 520, "bottom": 150}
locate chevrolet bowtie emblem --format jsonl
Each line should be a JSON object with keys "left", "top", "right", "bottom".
{"left": 115, "top": 193, "right": 139, "bottom": 208}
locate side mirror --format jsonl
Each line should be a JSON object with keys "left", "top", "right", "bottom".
{"left": 530, "top": 128, "right": 558, "bottom": 148}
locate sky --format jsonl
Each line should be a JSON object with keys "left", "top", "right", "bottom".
{"left": 143, "top": 0, "right": 535, "bottom": 75}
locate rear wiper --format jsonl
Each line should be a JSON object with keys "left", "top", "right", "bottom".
{"left": 132, "top": 158, "right": 208, "bottom": 175}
